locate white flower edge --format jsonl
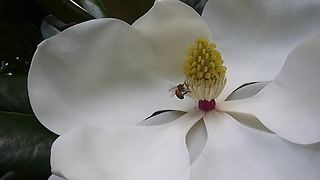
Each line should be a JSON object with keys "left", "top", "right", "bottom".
{"left": 219, "top": 33, "right": 320, "bottom": 144}
{"left": 50, "top": 106, "right": 320, "bottom": 180}
{"left": 192, "top": 111, "right": 320, "bottom": 180}
{"left": 28, "top": 0, "right": 210, "bottom": 135}
{"left": 203, "top": 0, "right": 320, "bottom": 101}
{"left": 50, "top": 110, "right": 204, "bottom": 180}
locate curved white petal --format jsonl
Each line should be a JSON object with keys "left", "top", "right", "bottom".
{"left": 219, "top": 34, "right": 320, "bottom": 144}
{"left": 133, "top": 0, "right": 211, "bottom": 81}
{"left": 203, "top": 0, "right": 320, "bottom": 100}
{"left": 192, "top": 112, "right": 320, "bottom": 180}
{"left": 225, "top": 82, "right": 272, "bottom": 132}
{"left": 51, "top": 110, "right": 204, "bottom": 180}
{"left": 140, "top": 110, "right": 207, "bottom": 163}
{"left": 28, "top": 18, "right": 195, "bottom": 135}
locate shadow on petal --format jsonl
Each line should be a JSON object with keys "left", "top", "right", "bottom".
{"left": 227, "top": 112, "right": 273, "bottom": 134}
{"left": 226, "top": 81, "right": 270, "bottom": 101}
{"left": 186, "top": 118, "right": 207, "bottom": 164}
{"left": 141, "top": 110, "right": 186, "bottom": 126}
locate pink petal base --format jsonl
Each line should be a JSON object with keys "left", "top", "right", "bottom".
{"left": 198, "top": 100, "right": 216, "bottom": 112}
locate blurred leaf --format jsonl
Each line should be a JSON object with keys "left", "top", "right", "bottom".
{"left": 181, "top": 0, "right": 208, "bottom": 14}
{"left": 99, "top": 0, "right": 207, "bottom": 24}
{"left": 74, "top": 0, "right": 110, "bottom": 18}
{"left": 37, "top": 0, "right": 207, "bottom": 27}
{"left": 0, "top": 75, "right": 57, "bottom": 178}
{"left": 101, "top": 0, "right": 154, "bottom": 24}
{"left": 0, "top": 111, "right": 57, "bottom": 176}
{"left": 0, "top": 171, "right": 49, "bottom": 180}
{"left": 0, "top": 76, "right": 32, "bottom": 114}
{"left": 36, "top": 0, "right": 94, "bottom": 24}
{"left": 41, "top": 15, "right": 65, "bottom": 39}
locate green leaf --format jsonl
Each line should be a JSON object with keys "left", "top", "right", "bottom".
{"left": 36, "top": 0, "right": 207, "bottom": 26}
{"left": 98, "top": 0, "right": 207, "bottom": 24}
{"left": 36, "top": 0, "right": 94, "bottom": 24}
{"left": 41, "top": 15, "right": 64, "bottom": 39}
{"left": 0, "top": 76, "right": 32, "bottom": 114}
{"left": 0, "top": 171, "right": 49, "bottom": 180}
{"left": 181, "top": 0, "right": 208, "bottom": 15}
{"left": 101, "top": 0, "right": 154, "bottom": 24}
{"left": 74, "top": 0, "right": 110, "bottom": 18}
{"left": 0, "top": 75, "right": 57, "bottom": 177}
{"left": 0, "top": 111, "right": 57, "bottom": 175}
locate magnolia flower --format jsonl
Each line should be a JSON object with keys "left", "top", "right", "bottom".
{"left": 28, "top": 0, "right": 320, "bottom": 179}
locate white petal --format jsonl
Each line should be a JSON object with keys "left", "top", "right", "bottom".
{"left": 133, "top": 0, "right": 211, "bottom": 81}
{"left": 219, "top": 34, "right": 320, "bottom": 144}
{"left": 51, "top": 110, "right": 204, "bottom": 180}
{"left": 192, "top": 112, "right": 320, "bottom": 180}
{"left": 225, "top": 82, "right": 272, "bottom": 132}
{"left": 140, "top": 110, "right": 207, "bottom": 163}
{"left": 28, "top": 18, "right": 195, "bottom": 135}
{"left": 203, "top": 0, "right": 320, "bottom": 100}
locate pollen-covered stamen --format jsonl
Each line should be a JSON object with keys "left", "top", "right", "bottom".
{"left": 183, "top": 37, "right": 226, "bottom": 109}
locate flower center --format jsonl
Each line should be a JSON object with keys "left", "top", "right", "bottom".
{"left": 183, "top": 37, "right": 227, "bottom": 111}
{"left": 198, "top": 99, "right": 216, "bottom": 112}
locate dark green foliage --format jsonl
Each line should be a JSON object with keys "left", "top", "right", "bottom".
{"left": 181, "top": 0, "right": 208, "bottom": 14}
{"left": 0, "top": 75, "right": 58, "bottom": 179}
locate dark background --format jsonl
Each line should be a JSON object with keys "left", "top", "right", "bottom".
{"left": 0, "top": 0, "right": 46, "bottom": 75}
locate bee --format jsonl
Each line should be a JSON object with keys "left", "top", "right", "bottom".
{"left": 169, "top": 83, "right": 191, "bottom": 99}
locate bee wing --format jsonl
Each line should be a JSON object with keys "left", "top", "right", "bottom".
{"left": 167, "top": 80, "right": 177, "bottom": 97}
{"left": 169, "top": 87, "right": 176, "bottom": 97}
{"left": 170, "top": 90, "right": 176, "bottom": 97}
{"left": 168, "top": 86, "right": 176, "bottom": 92}
{"left": 166, "top": 80, "right": 178, "bottom": 89}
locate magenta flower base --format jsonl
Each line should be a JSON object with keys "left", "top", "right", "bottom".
{"left": 198, "top": 99, "right": 216, "bottom": 112}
